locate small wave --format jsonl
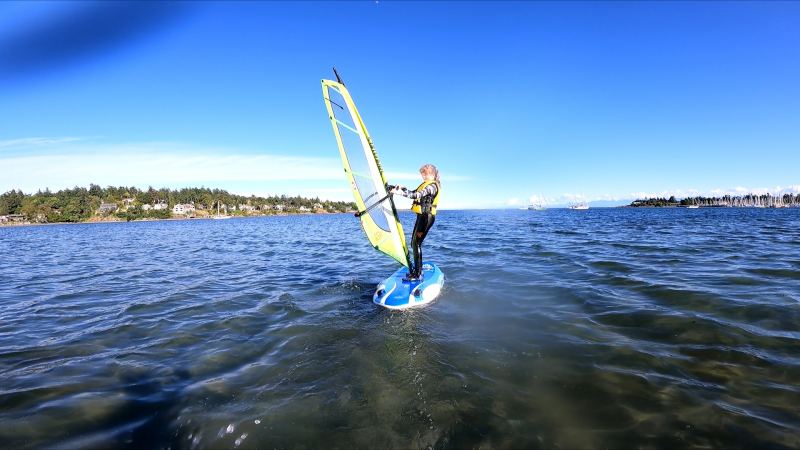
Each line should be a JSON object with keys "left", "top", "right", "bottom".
{"left": 744, "top": 267, "right": 800, "bottom": 280}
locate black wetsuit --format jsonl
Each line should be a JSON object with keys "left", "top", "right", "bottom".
{"left": 402, "top": 182, "right": 439, "bottom": 278}
{"left": 410, "top": 212, "right": 435, "bottom": 278}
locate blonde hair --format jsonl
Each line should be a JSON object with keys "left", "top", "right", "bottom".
{"left": 419, "top": 164, "right": 440, "bottom": 182}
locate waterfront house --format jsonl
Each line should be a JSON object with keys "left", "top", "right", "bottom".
{"left": 99, "top": 203, "right": 118, "bottom": 214}
{"left": 172, "top": 203, "right": 195, "bottom": 215}
{"left": 120, "top": 198, "right": 135, "bottom": 212}
{"left": 144, "top": 202, "right": 168, "bottom": 212}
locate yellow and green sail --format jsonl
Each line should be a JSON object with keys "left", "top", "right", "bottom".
{"left": 321, "top": 77, "right": 411, "bottom": 268}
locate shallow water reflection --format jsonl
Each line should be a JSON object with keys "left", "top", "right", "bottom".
{"left": 1, "top": 209, "right": 799, "bottom": 449}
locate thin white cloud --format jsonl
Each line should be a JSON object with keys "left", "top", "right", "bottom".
{"left": 590, "top": 194, "right": 627, "bottom": 202}
{"left": 0, "top": 138, "right": 473, "bottom": 194}
{"left": 561, "top": 193, "right": 588, "bottom": 202}
{"left": 385, "top": 171, "right": 472, "bottom": 182}
{"left": 384, "top": 171, "right": 424, "bottom": 181}
{"left": 528, "top": 194, "right": 547, "bottom": 205}
{"left": 0, "top": 139, "right": 344, "bottom": 193}
{"left": 301, "top": 187, "right": 350, "bottom": 194}
{"left": 297, "top": 187, "right": 353, "bottom": 202}
{"left": 0, "top": 136, "right": 85, "bottom": 149}
{"left": 4, "top": 137, "right": 797, "bottom": 208}
{"left": 3, "top": 151, "right": 343, "bottom": 190}
{"left": 440, "top": 174, "right": 472, "bottom": 182}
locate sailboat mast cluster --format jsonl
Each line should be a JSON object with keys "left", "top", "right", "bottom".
{"left": 631, "top": 193, "right": 800, "bottom": 208}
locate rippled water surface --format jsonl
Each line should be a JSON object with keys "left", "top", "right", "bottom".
{"left": 1, "top": 209, "right": 799, "bottom": 449}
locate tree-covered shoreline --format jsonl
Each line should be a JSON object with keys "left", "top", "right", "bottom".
{"left": 630, "top": 193, "right": 800, "bottom": 208}
{"left": 0, "top": 184, "right": 356, "bottom": 224}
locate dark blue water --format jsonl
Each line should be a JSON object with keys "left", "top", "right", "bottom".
{"left": 1, "top": 209, "right": 799, "bottom": 449}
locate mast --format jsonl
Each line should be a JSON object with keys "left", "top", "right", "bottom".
{"left": 333, "top": 67, "right": 345, "bottom": 85}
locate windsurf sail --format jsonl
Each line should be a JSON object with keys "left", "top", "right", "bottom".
{"left": 321, "top": 73, "right": 411, "bottom": 268}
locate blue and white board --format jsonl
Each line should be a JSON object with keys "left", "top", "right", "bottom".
{"left": 373, "top": 262, "right": 444, "bottom": 310}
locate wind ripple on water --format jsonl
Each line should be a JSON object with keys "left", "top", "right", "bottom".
{"left": 0, "top": 209, "right": 799, "bottom": 449}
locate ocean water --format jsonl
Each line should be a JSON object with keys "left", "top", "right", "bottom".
{"left": 1, "top": 208, "right": 799, "bottom": 449}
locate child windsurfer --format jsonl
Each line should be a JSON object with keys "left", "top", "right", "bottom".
{"left": 389, "top": 164, "right": 441, "bottom": 280}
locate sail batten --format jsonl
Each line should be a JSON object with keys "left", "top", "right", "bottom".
{"left": 334, "top": 119, "right": 359, "bottom": 134}
{"left": 322, "top": 78, "right": 411, "bottom": 268}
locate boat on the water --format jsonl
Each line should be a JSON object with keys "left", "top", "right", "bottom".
{"left": 528, "top": 194, "right": 546, "bottom": 210}
{"left": 569, "top": 202, "right": 589, "bottom": 210}
{"left": 211, "top": 202, "right": 231, "bottom": 219}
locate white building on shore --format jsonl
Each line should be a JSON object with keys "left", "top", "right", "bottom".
{"left": 172, "top": 203, "right": 195, "bottom": 215}
{"left": 143, "top": 201, "right": 168, "bottom": 211}
{"left": 98, "top": 203, "right": 118, "bottom": 214}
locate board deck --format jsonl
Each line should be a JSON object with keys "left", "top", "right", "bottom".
{"left": 373, "top": 262, "right": 444, "bottom": 310}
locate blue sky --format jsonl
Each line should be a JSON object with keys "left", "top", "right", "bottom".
{"left": 1, "top": 1, "right": 799, "bottom": 208}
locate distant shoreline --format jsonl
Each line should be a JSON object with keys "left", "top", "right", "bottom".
{"left": 630, "top": 193, "right": 799, "bottom": 208}
{"left": 627, "top": 204, "right": 796, "bottom": 209}
{"left": 1, "top": 184, "right": 359, "bottom": 227}
{"left": 0, "top": 211, "right": 355, "bottom": 228}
